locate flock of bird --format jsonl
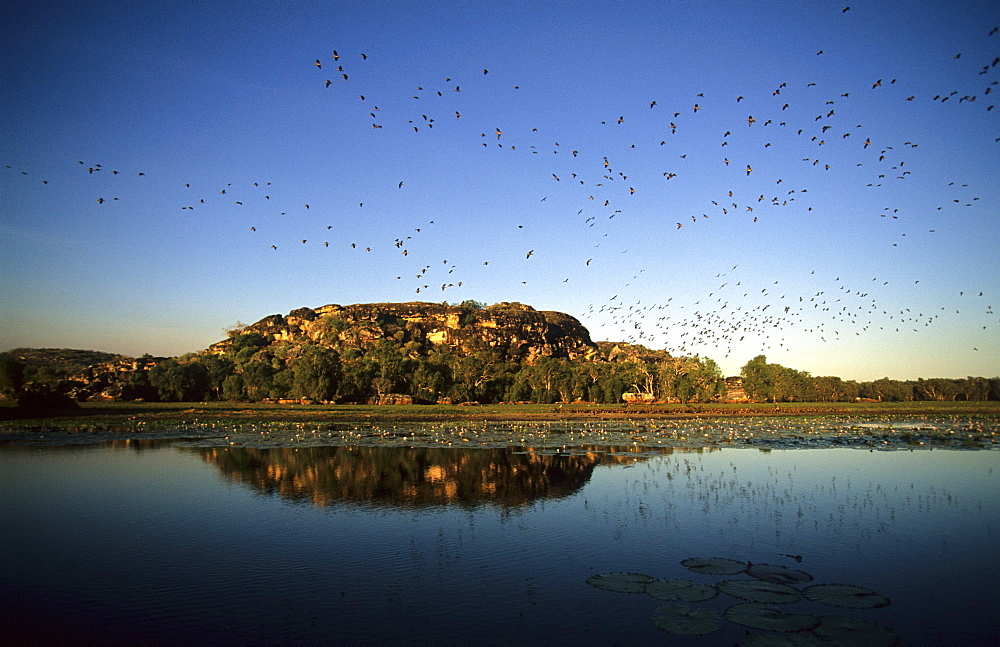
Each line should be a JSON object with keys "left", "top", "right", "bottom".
{"left": 5, "top": 9, "right": 998, "bottom": 365}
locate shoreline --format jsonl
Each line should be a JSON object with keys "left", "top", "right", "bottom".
{"left": 2, "top": 401, "right": 997, "bottom": 450}
{"left": 3, "top": 400, "right": 999, "bottom": 425}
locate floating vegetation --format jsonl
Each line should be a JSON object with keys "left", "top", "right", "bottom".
{"left": 588, "top": 556, "right": 897, "bottom": 642}
{"left": 5, "top": 413, "right": 996, "bottom": 451}
{"left": 642, "top": 578, "right": 695, "bottom": 599}
{"left": 803, "top": 584, "right": 891, "bottom": 609}
{"left": 651, "top": 604, "right": 722, "bottom": 635}
{"left": 811, "top": 615, "right": 899, "bottom": 646}
{"left": 681, "top": 556, "right": 749, "bottom": 575}
{"left": 724, "top": 603, "right": 821, "bottom": 632}
{"left": 646, "top": 579, "right": 719, "bottom": 602}
{"left": 717, "top": 579, "right": 802, "bottom": 604}
{"left": 585, "top": 572, "right": 655, "bottom": 593}
{"left": 747, "top": 563, "right": 814, "bottom": 586}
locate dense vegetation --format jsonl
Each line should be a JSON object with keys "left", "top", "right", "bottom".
{"left": 2, "top": 343, "right": 997, "bottom": 406}
{"left": 135, "top": 346, "right": 1000, "bottom": 404}
{"left": 133, "top": 333, "right": 727, "bottom": 405}
{"left": 740, "top": 355, "right": 1000, "bottom": 403}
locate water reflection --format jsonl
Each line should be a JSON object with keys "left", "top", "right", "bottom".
{"left": 2, "top": 441, "right": 998, "bottom": 645}
{"left": 185, "top": 445, "right": 675, "bottom": 508}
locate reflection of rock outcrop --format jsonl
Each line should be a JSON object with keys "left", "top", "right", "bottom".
{"left": 190, "top": 446, "right": 649, "bottom": 509}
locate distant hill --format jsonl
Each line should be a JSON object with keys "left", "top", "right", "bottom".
{"left": 0, "top": 348, "right": 130, "bottom": 400}
{"left": 1, "top": 348, "right": 125, "bottom": 369}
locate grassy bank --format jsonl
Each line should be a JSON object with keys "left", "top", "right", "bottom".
{"left": 2, "top": 399, "right": 998, "bottom": 427}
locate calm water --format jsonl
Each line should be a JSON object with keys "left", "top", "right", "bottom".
{"left": 1, "top": 438, "right": 997, "bottom": 645}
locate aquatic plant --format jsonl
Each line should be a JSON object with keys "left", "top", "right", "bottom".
{"left": 803, "top": 584, "right": 891, "bottom": 609}
{"left": 587, "top": 556, "right": 898, "bottom": 642}
{"left": 810, "top": 615, "right": 899, "bottom": 645}
{"left": 717, "top": 579, "right": 802, "bottom": 604}
{"left": 644, "top": 578, "right": 719, "bottom": 602}
{"left": 651, "top": 604, "right": 721, "bottom": 635}
{"left": 746, "top": 563, "right": 814, "bottom": 585}
{"left": 641, "top": 577, "right": 694, "bottom": 599}
{"left": 680, "top": 556, "right": 749, "bottom": 575}
{"left": 723, "top": 602, "right": 820, "bottom": 632}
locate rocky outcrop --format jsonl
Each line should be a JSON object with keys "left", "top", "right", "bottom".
{"left": 63, "top": 356, "right": 165, "bottom": 401}
{"left": 621, "top": 392, "right": 656, "bottom": 404}
{"left": 724, "top": 376, "right": 750, "bottom": 402}
{"left": 368, "top": 393, "right": 414, "bottom": 405}
{"left": 210, "top": 301, "right": 598, "bottom": 363}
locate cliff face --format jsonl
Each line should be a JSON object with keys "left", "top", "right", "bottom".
{"left": 210, "top": 301, "right": 598, "bottom": 363}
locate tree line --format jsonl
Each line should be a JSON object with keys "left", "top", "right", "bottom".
{"left": 2, "top": 342, "right": 997, "bottom": 405}
{"left": 740, "top": 355, "right": 1000, "bottom": 402}
{"left": 131, "top": 333, "right": 727, "bottom": 404}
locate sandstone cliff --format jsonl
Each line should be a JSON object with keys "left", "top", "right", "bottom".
{"left": 209, "top": 301, "right": 598, "bottom": 363}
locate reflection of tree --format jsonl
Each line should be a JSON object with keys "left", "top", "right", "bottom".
{"left": 189, "top": 446, "right": 654, "bottom": 509}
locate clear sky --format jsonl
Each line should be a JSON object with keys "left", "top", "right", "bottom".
{"left": 2, "top": 0, "right": 998, "bottom": 381}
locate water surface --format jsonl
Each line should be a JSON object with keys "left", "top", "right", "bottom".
{"left": 1, "top": 437, "right": 997, "bottom": 645}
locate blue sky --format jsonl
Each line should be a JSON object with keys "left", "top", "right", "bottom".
{"left": 2, "top": 0, "right": 998, "bottom": 381}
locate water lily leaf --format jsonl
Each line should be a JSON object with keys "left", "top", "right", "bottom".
{"left": 811, "top": 615, "right": 899, "bottom": 646}
{"left": 803, "top": 584, "right": 891, "bottom": 609}
{"left": 717, "top": 579, "right": 802, "bottom": 603}
{"left": 586, "top": 572, "right": 655, "bottom": 593}
{"left": 651, "top": 604, "right": 722, "bottom": 635}
{"left": 643, "top": 578, "right": 718, "bottom": 602}
{"left": 670, "top": 583, "right": 719, "bottom": 602}
{"left": 643, "top": 578, "right": 693, "bottom": 599}
{"left": 747, "top": 563, "right": 814, "bottom": 585}
{"left": 681, "top": 556, "right": 749, "bottom": 575}
{"left": 724, "top": 603, "right": 820, "bottom": 632}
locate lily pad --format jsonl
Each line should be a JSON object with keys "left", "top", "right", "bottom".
{"left": 651, "top": 604, "right": 722, "bottom": 635}
{"left": 724, "top": 603, "right": 821, "bottom": 632}
{"left": 643, "top": 578, "right": 693, "bottom": 599}
{"left": 717, "top": 579, "right": 802, "bottom": 603}
{"left": 586, "top": 572, "right": 655, "bottom": 593}
{"left": 644, "top": 577, "right": 718, "bottom": 602}
{"left": 747, "top": 563, "right": 814, "bottom": 586}
{"left": 681, "top": 556, "right": 749, "bottom": 575}
{"left": 803, "top": 584, "right": 891, "bottom": 609}
{"left": 664, "top": 582, "right": 719, "bottom": 602}
{"left": 811, "top": 615, "right": 899, "bottom": 646}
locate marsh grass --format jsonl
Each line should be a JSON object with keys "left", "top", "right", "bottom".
{"left": 2, "top": 399, "right": 997, "bottom": 427}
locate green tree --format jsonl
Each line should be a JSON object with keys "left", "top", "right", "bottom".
{"left": 336, "top": 355, "right": 377, "bottom": 402}
{"left": 860, "top": 377, "right": 913, "bottom": 402}
{"left": 291, "top": 345, "right": 341, "bottom": 402}
{"left": 409, "top": 360, "right": 450, "bottom": 402}
{"left": 239, "top": 354, "right": 278, "bottom": 401}
{"left": 0, "top": 357, "right": 26, "bottom": 396}
{"left": 230, "top": 332, "right": 269, "bottom": 353}
{"left": 914, "top": 378, "right": 960, "bottom": 401}
{"left": 197, "top": 354, "right": 235, "bottom": 400}
{"left": 149, "top": 358, "right": 210, "bottom": 401}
